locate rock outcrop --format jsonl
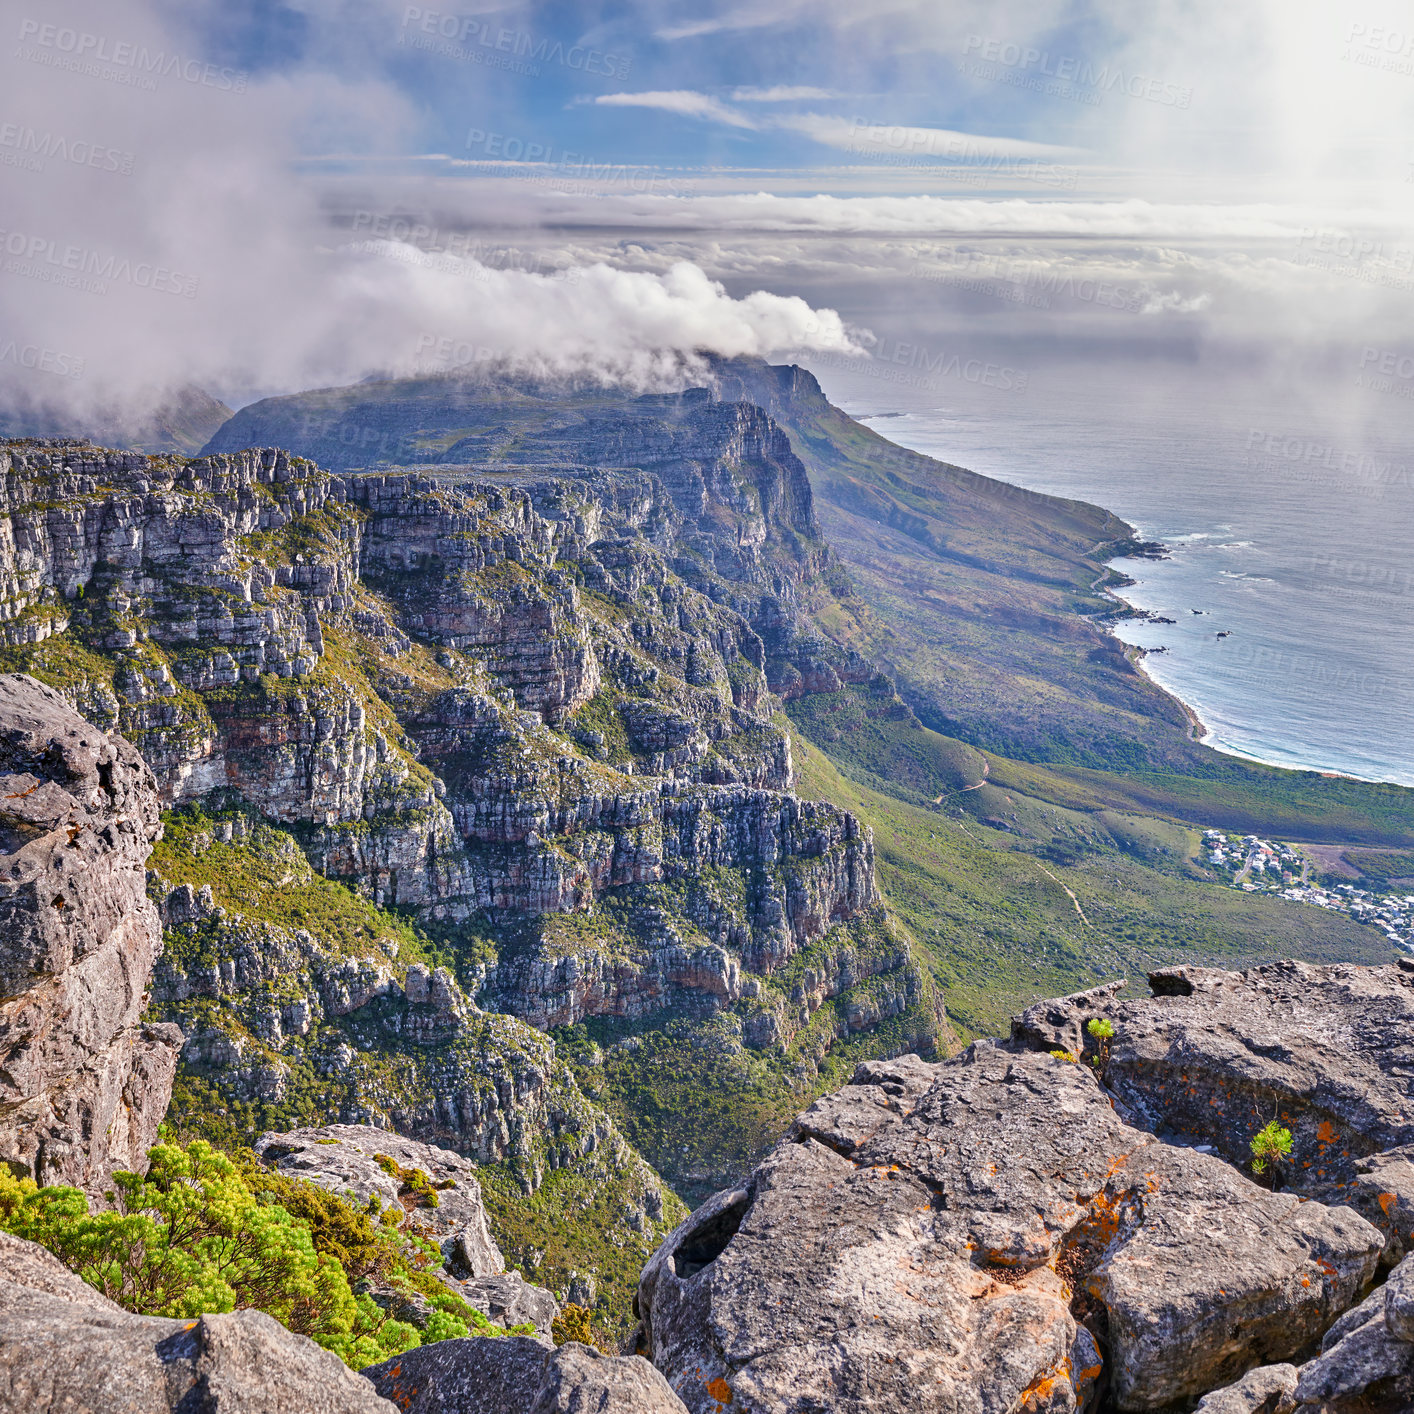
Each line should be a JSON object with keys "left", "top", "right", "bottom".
{"left": 362, "top": 1334, "right": 686, "bottom": 1414}
{"left": 0, "top": 1230, "right": 396, "bottom": 1414}
{"left": 1012, "top": 960, "right": 1414, "bottom": 1263}
{"left": 0, "top": 673, "right": 178, "bottom": 1191}
{"left": 638, "top": 1046, "right": 1382, "bottom": 1413}
{"left": 254, "top": 1125, "right": 506, "bottom": 1277}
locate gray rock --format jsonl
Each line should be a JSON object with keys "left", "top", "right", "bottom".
{"left": 1383, "top": 1252, "right": 1414, "bottom": 1342}
{"left": 362, "top": 1335, "right": 686, "bottom": 1413}
{"left": 1011, "top": 961, "right": 1414, "bottom": 1255}
{"left": 1292, "top": 1309, "right": 1414, "bottom": 1410}
{"left": 638, "top": 1044, "right": 1380, "bottom": 1414}
{"left": 450, "top": 1270, "right": 560, "bottom": 1339}
{"left": 1321, "top": 1284, "right": 1388, "bottom": 1353}
{"left": 0, "top": 1231, "right": 396, "bottom": 1413}
{"left": 1195, "top": 1364, "right": 1297, "bottom": 1414}
{"left": 0, "top": 673, "right": 176, "bottom": 1192}
{"left": 254, "top": 1124, "right": 504, "bottom": 1277}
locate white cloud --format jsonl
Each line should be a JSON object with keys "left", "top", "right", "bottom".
{"left": 777, "top": 114, "right": 1080, "bottom": 162}
{"left": 731, "top": 85, "right": 841, "bottom": 102}
{"left": 0, "top": 1, "right": 860, "bottom": 422}
{"left": 588, "top": 91, "right": 759, "bottom": 129}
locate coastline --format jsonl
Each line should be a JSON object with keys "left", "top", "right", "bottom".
{"left": 1096, "top": 542, "right": 1402, "bottom": 788}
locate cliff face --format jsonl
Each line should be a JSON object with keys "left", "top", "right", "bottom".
{"left": 0, "top": 440, "right": 882, "bottom": 984}
{"left": 0, "top": 673, "right": 177, "bottom": 1191}
{"left": 0, "top": 430, "right": 941, "bottom": 1243}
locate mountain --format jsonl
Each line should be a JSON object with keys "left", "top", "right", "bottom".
{"left": 0, "top": 384, "right": 233, "bottom": 454}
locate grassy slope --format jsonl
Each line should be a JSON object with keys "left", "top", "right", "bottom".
{"left": 711, "top": 360, "right": 1414, "bottom": 846}
{"left": 785, "top": 703, "right": 1396, "bottom": 1037}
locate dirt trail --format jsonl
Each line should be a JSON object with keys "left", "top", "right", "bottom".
{"left": 1035, "top": 862, "right": 1094, "bottom": 928}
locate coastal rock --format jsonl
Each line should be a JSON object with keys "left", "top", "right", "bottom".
{"left": 0, "top": 673, "right": 177, "bottom": 1192}
{"left": 0, "top": 1231, "right": 395, "bottom": 1414}
{"left": 253, "top": 1124, "right": 504, "bottom": 1276}
{"left": 361, "top": 1334, "right": 687, "bottom": 1414}
{"left": 638, "top": 1045, "right": 1380, "bottom": 1414}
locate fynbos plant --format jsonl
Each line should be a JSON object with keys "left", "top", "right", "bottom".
{"left": 1086, "top": 1017, "right": 1114, "bottom": 1071}
{"left": 1250, "top": 1121, "right": 1293, "bottom": 1187}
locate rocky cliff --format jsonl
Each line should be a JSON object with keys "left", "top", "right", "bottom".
{"left": 0, "top": 673, "right": 177, "bottom": 1191}
{"left": 0, "top": 428, "right": 942, "bottom": 1327}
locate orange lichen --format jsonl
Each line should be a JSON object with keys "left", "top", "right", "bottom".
{"left": 706, "top": 1376, "right": 734, "bottom": 1405}
{"left": 1379, "top": 1192, "right": 1399, "bottom": 1216}
{"left": 1018, "top": 1372, "right": 1065, "bottom": 1409}
{"left": 1316, "top": 1120, "right": 1338, "bottom": 1144}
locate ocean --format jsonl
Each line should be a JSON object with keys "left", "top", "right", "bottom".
{"left": 808, "top": 357, "right": 1414, "bottom": 788}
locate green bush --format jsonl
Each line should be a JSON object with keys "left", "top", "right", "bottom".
{"left": 0, "top": 1140, "right": 490, "bottom": 1367}
{"left": 1250, "top": 1121, "right": 1293, "bottom": 1183}
{"left": 552, "top": 1302, "right": 595, "bottom": 1347}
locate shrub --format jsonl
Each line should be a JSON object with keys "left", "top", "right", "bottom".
{"left": 552, "top": 1302, "right": 595, "bottom": 1347}
{"left": 1086, "top": 1017, "right": 1115, "bottom": 1071}
{"left": 1250, "top": 1121, "right": 1293, "bottom": 1184}
{"left": 0, "top": 1140, "right": 425, "bottom": 1367}
{"left": 1049, "top": 1049, "right": 1078, "bottom": 1063}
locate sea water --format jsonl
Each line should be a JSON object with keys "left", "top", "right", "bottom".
{"left": 810, "top": 358, "right": 1414, "bottom": 788}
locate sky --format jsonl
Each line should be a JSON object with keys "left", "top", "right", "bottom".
{"left": 3, "top": 0, "right": 1414, "bottom": 417}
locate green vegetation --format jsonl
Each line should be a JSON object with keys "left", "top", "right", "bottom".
{"left": 1340, "top": 848, "right": 1414, "bottom": 884}
{"left": 477, "top": 1156, "right": 687, "bottom": 1348}
{"left": 149, "top": 802, "right": 453, "bottom": 974}
{"left": 0, "top": 1140, "right": 509, "bottom": 1366}
{"left": 552, "top": 1303, "right": 595, "bottom": 1347}
{"left": 789, "top": 726, "right": 1395, "bottom": 1038}
{"left": 1086, "top": 1017, "right": 1114, "bottom": 1071}
{"left": 1250, "top": 1121, "right": 1294, "bottom": 1184}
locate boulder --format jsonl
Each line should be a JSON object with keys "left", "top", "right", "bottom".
{"left": 1291, "top": 1305, "right": 1414, "bottom": 1411}
{"left": 0, "top": 673, "right": 177, "bottom": 1192}
{"left": 254, "top": 1124, "right": 504, "bottom": 1276}
{"left": 450, "top": 1270, "right": 559, "bottom": 1340}
{"left": 1194, "top": 1364, "right": 1297, "bottom": 1414}
{"left": 1011, "top": 961, "right": 1414, "bottom": 1259}
{"left": 0, "top": 1231, "right": 396, "bottom": 1413}
{"left": 639, "top": 1044, "right": 1382, "bottom": 1414}
{"left": 362, "top": 1334, "right": 686, "bottom": 1413}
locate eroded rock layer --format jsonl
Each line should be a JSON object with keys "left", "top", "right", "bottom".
{"left": 0, "top": 673, "right": 177, "bottom": 1191}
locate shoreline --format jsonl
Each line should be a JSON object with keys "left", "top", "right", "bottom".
{"left": 1096, "top": 545, "right": 1402, "bottom": 788}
